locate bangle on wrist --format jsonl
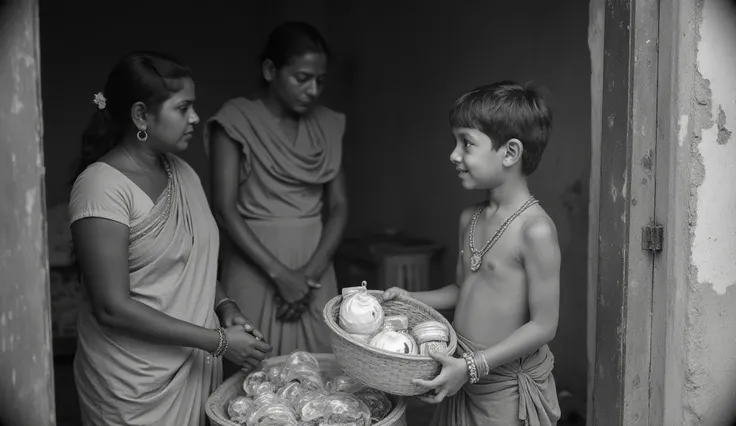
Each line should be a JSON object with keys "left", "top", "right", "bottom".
{"left": 211, "top": 327, "right": 229, "bottom": 357}
{"left": 215, "top": 297, "right": 236, "bottom": 312}
{"left": 462, "top": 352, "right": 480, "bottom": 384}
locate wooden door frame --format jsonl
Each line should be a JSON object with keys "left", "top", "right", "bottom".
{"left": 590, "top": 0, "right": 692, "bottom": 425}
{"left": 589, "top": 0, "right": 670, "bottom": 424}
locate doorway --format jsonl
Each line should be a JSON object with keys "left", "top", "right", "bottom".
{"left": 1, "top": 0, "right": 663, "bottom": 425}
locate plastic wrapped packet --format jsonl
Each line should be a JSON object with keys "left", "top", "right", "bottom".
{"left": 339, "top": 282, "right": 384, "bottom": 337}
{"left": 245, "top": 402, "right": 298, "bottom": 426}
{"left": 354, "top": 388, "right": 392, "bottom": 422}
{"left": 300, "top": 394, "right": 372, "bottom": 426}
{"left": 228, "top": 396, "right": 254, "bottom": 419}
{"left": 243, "top": 371, "right": 270, "bottom": 397}
{"left": 244, "top": 392, "right": 283, "bottom": 419}
{"left": 293, "top": 389, "right": 330, "bottom": 414}
{"left": 230, "top": 415, "right": 248, "bottom": 425}
{"left": 282, "top": 351, "right": 320, "bottom": 373}
{"left": 368, "top": 315, "right": 419, "bottom": 355}
{"left": 254, "top": 381, "right": 276, "bottom": 396}
{"left": 325, "top": 375, "right": 365, "bottom": 394}
{"left": 283, "top": 365, "right": 324, "bottom": 390}
{"left": 266, "top": 365, "right": 285, "bottom": 389}
{"left": 277, "top": 382, "right": 312, "bottom": 411}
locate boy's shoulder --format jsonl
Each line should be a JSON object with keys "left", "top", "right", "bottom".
{"left": 519, "top": 206, "right": 559, "bottom": 250}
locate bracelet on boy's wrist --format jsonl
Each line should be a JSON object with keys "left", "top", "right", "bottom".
{"left": 462, "top": 352, "right": 480, "bottom": 384}
{"left": 473, "top": 350, "right": 490, "bottom": 377}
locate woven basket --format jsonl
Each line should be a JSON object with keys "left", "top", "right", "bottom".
{"left": 323, "top": 290, "right": 458, "bottom": 396}
{"left": 205, "top": 353, "right": 407, "bottom": 426}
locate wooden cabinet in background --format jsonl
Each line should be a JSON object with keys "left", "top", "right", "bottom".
{"left": 334, "top": 234, "right": 444, "bottom": 293}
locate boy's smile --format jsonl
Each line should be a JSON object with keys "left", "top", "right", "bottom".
{"left": 450, "top": 127, "right": 502, "bottom": 189}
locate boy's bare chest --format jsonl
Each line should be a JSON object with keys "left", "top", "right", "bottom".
{"left": 462, "top": 221, "right": 522, "bottom": 272}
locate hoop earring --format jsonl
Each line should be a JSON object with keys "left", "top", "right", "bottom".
{"left": 136, "top": 130, "right": 148, "bottom": 142}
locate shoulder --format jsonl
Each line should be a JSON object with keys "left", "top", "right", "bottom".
{"left": 69, "top": 163, "right": 136, "bottom": 226}
{"left": 71, "top": 162, "right": 134, "bottom": 198}
{"left": 219, "top": 96, "right": 253, "bottom": 112}
{"left": 519, "top": 208, "right": 559, "bottom": 251}
{"left": 210, "top": 97, "right": 257, "bottom": 123}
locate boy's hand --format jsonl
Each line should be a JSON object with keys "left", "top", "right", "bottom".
{"left": 412, "top": 351, "right": 469, "bottom": 404}
{"left": 382, "top": 287, "right": 411, "bottom": 301}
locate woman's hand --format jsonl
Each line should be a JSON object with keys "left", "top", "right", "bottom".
{"left": 217, "top": 302, "right": 265, "bottom": 340}
{"left": 223, "top": 325, "right": 272, "bottom": 372}
{"left": 300, "top": 259, "right": 329, "bottom": 284}
{"left": 272, "top": 269, "right": 321, "bottom": 322}
{"left": 273, "top": 268, "right": 320, "bottom": 303}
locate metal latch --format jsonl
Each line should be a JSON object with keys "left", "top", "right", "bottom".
{"left": 641, "top": 224, "right": 663, "bottom": 252}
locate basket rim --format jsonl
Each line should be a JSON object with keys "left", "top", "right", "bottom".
{"left": 323, "top": 289, "right": 457, "bottom": 361}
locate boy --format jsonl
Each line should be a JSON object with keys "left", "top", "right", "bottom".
{"left": 384, "top": 81, "right": 561, "bottom": 426}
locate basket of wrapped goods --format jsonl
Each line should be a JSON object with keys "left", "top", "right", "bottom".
{"left": 322, "top": 281, "right": 457, "bottom": 396}
{"left": 205, "top": 351, "right": 407, "bottom": 426}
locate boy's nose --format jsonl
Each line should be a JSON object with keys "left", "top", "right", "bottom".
{"left": 449, "top": 149, "right": 461, "bottom": 164}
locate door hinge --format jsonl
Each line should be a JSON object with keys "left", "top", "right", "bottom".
{"left": 641, "top": 224, "right": 664, "bottom": 252}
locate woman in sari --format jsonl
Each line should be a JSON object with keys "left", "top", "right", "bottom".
{"left": 69, "top": 51, "right": 272, "bottom": 426}
{"left": 205, "top": 22, "right": 348, "bottom": 361}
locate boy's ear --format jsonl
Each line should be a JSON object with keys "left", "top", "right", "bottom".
{"left": 502, "top": 138, "right": 523, "bottom": 167}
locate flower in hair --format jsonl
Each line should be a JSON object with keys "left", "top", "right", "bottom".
{"left": 93, "top": 92, "right": 106, "bottom": 110}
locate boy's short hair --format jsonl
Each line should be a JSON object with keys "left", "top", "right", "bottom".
{"left": 449, "top": 81, "right": 553, "bottom": 175}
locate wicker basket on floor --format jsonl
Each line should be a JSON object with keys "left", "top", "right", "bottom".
{"left": 323, "top": 290, "right": 458, "bottom": 396}
{"left": 205, "top": 353, "right": 407, "bottom": 426}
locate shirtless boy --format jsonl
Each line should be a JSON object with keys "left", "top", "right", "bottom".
{"left": 384, "top": 81, "right": 562, "bottom": 426}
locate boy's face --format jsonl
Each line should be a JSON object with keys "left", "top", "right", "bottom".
{"left": 449, "top": 127, "right": 506, "bottom": 190}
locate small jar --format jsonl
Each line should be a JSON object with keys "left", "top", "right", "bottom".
{"left": 412, "top": 320, "right": 450, "bottom": 356}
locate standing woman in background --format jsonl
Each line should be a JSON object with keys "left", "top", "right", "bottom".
{"left": 205, "top": 21, "right": 348, "bottom": 362}
{"left": 69, "top": 51, "right": 271, "bottom": 425}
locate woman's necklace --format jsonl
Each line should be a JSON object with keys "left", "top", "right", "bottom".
{"left": 122, "top": 146, "right": 144, "bottom": 173}
{"left": 467, "top": 195, "right": 539, "bottom": 272}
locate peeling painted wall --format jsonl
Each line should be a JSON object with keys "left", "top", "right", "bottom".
{"left": 681, "top": 0, "right": 736, "bottom": 424}
{"left": 0, "top": 0, "right": 55, "bottom": 425}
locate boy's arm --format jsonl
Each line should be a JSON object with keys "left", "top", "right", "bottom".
{"left": 479, "top": 216, "right": 561, "bottom": 369}
{"left": 411, "top": 285, "right": 460, "bottom": 310}
{"left": 390, "top": 207, "right": 473, "bottom": 310}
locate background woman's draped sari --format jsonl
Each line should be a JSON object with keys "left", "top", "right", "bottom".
{"left": 69, "top": 154, "right": 222, "bottom": 426}
{"left": 204, "top": 97, "right": 344, "bottom": 357}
